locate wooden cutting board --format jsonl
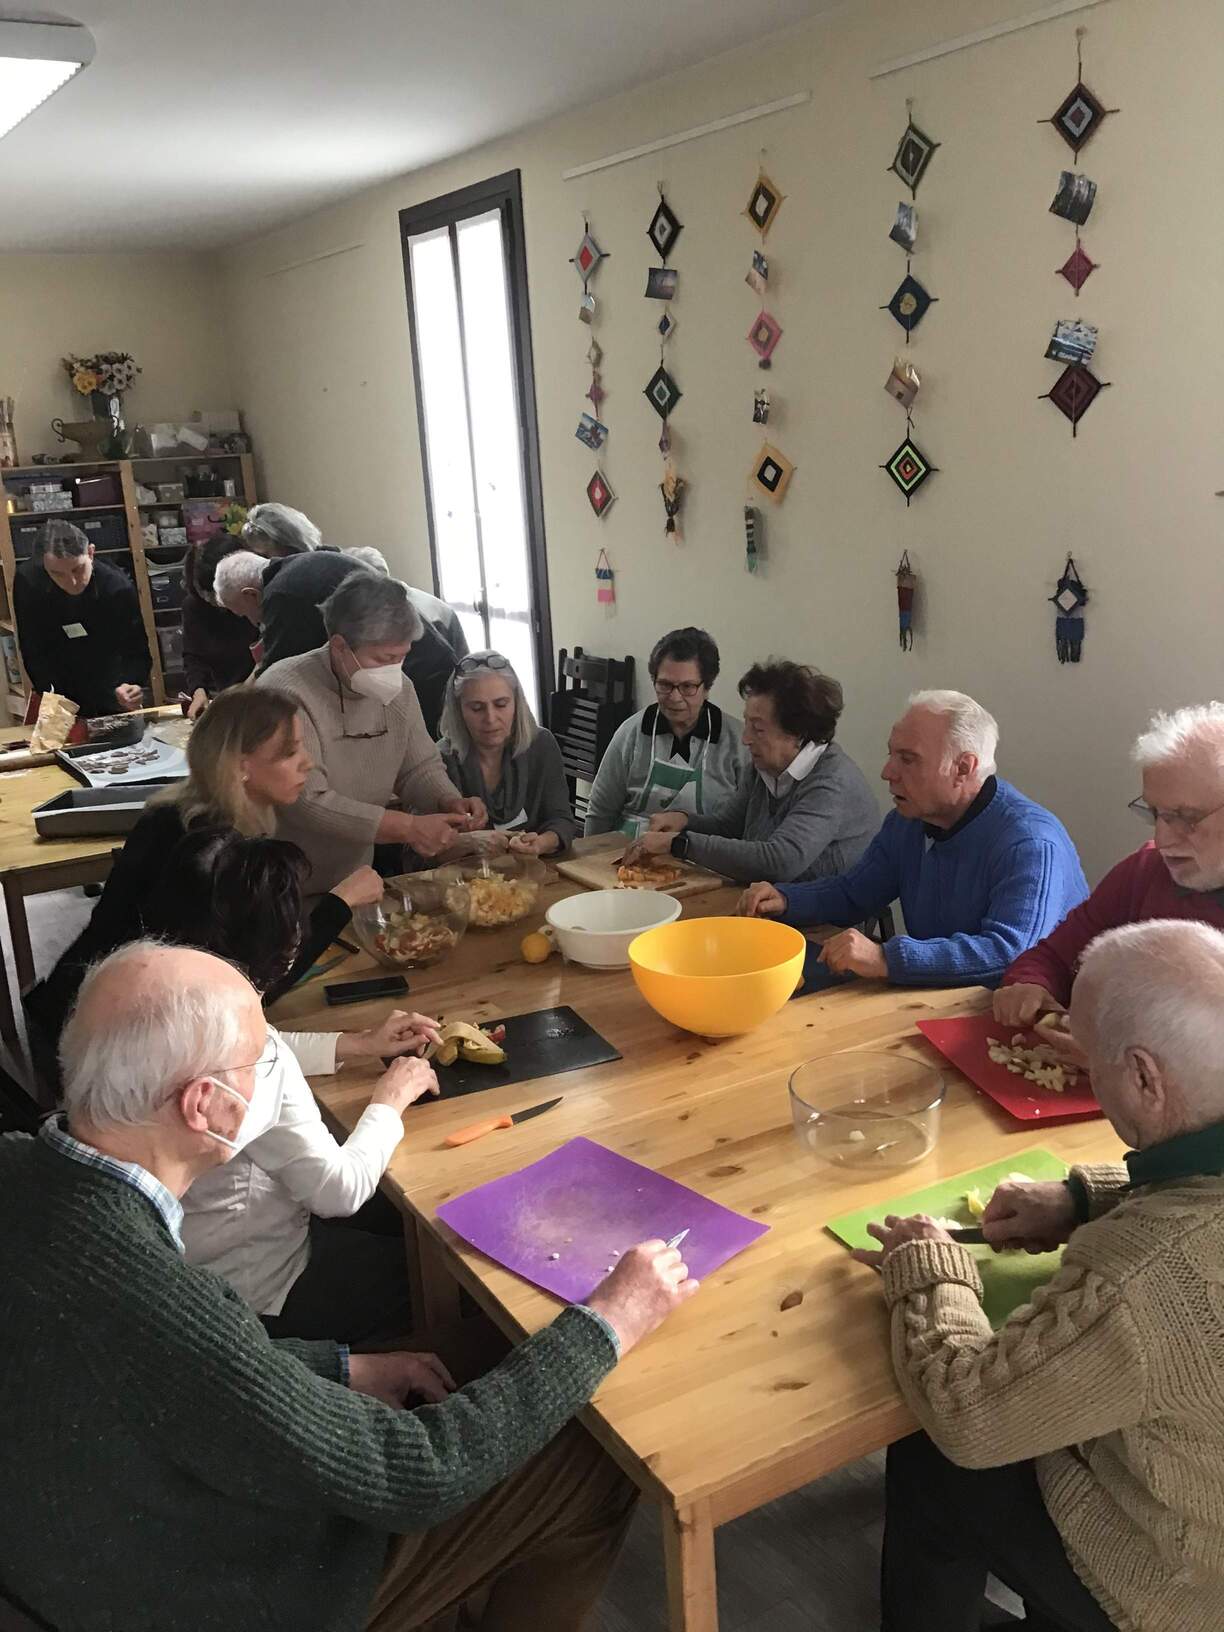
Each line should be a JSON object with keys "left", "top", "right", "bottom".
{"left": 556, "top": 839, "right": 725, "bottom": 898}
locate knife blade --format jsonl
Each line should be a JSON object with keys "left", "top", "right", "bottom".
{"left": 444, "top": 1096, "right": 563, "bottom": 1148}
{"left": 943, "top": 1226, "right": 986, "bottom": 1245}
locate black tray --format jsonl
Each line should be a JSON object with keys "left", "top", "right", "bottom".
{"left": 396, "top": 1006, "right": 621, "bottom": 1103}
{"left": 33, "top": 782, "right": 178, "bottom": 838}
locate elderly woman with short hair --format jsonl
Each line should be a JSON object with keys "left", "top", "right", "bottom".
{"left": 438, "top": 651, "right": 577, "bottom": 857}
{"left": 584, "top": 626, "right": 747, "bottom": 838}
{"left": 241, "top": 501, "right": 322, "bottom": 557}
{"left": 256, "top": 573, "right": 484, "bottom": 891}
{"left": 625, "top": 658, "right": 877, "bottom": 884}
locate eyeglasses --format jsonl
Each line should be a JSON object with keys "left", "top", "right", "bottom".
{"left": 456, "top": 653, "right": 511, "bottom": 677}
{"left": 215, "top": 1033, "right": 280, "bottom": 1082}
{"left": 1128, "top": 796, "right": 1224, "bottom": 836}
{"left": 654, "top": 680, "right": 703, "bottom": 699}
{"left": 337, "top": 687, "right": 388, "bottom": 741}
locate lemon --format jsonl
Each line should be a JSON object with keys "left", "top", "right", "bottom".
{"left": 520, "top": 930, "right": 553, "bottom": 964}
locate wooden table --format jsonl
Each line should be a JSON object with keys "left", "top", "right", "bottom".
{"left": 0, "top": 715, "right": 181, "bottom": 1050}
{"left": 270, "top": 864, "right": 1123, "bottom": 1632}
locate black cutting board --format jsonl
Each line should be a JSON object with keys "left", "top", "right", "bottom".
{"left": 394, "top": 1006, "right": 620, "bottom": 1103}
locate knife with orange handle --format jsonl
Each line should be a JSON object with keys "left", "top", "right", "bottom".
{"left": 444, "top": 1096, "right": 562, "bottom": 1147}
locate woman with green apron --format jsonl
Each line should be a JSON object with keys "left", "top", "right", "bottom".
{"left": 583, "top": 627, "right": 748, "bottom": 838}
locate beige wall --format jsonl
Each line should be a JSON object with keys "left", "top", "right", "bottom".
{"left": 0, "top": 252, "right": 233, "bottom": 461}
{"left": 221, "top": 0, "right": 1224, "bottom": 883}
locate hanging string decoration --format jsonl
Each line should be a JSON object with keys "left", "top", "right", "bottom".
{"left": 1041, "top": 31, "right": 1116, "bottom": 430}
{"left": 571, "top": 215, "right": 613, "bottom": 513}
{"left": 743, "top": 156, "right": 792, "bottom": 525}
{"left": 1049, "top": 555, "right": 1088, "bottom": 662}
{"left": 595, "top": 548, "right": 615, "bottom": 608}
{"left": 881, "top": 102, "right": 938, "bottom": 506}
{"left": 895, "top": 552, "right": 917, "bottom": 651}
{"left": 644, "top": 185, "right": 686, "bottom": 534}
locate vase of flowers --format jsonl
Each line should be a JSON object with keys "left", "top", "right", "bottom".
{"left": 60, "top": 352, "right": 141, "bottom": 457}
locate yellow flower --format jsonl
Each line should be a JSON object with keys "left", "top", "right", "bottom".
{"left": 72, "top": 369, "right": 100, "bottom": 395}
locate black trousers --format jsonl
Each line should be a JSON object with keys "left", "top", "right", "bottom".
{"left": 261, "top": 1214, "right": 413, "bottom": 1346}
{"left": 882, "top": 1433, "right": 1117, "bottom": 1632}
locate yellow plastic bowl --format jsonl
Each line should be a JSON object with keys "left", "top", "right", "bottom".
{"left": 628, "top": 915, "right": 807, "bottom": 1036}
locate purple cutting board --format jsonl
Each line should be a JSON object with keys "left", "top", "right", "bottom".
{"left": 436, "top": 1136, "right": 770, "bottom": 1304}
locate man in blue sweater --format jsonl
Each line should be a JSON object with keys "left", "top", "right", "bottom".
{"left": 740, "top": 690, "right": 1087, "bottom": 987}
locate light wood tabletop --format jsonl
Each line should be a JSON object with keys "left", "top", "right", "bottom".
{"left": 0, "top": 713, "right": 182, "bottom": 1048}
{"left": 271, "top": 856, "right": 1125, "bottom": 1632}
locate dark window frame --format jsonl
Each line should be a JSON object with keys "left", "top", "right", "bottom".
{"left": 399, "top": 170, "right": 554, "bottom": 697}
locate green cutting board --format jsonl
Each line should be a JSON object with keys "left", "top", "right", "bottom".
{"left": 826, "top": 1147, "right": 1067, "bottom": 1328}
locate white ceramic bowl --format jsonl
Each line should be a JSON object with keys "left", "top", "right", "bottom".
{"left": 546, "top": 889, "right": 682, "bottom": 969}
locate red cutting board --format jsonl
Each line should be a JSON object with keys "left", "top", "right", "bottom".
{"left": 917, "top": 1012, "right": 1101, "bottom": 1123}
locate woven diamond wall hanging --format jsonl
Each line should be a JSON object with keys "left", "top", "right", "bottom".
{"left": 1056, "top": 241, "right": 1098, "bottom": 295}
{"left": 586, "top": 470, "right": 616, "bottom": 518}
{"left": 746, "top": 310, "right": 783, "bottom": 366}
{"left": 647, "top": 194, "right": 683, "bottom": 262}
{"left": 743, "top": 169, "right": 785, "bottom": 240}
{"left": 571, "top": 229, "right": 606, "bottom": 284}
{"left": 1041, "top": 364, "right": 1108, "bottom": 436}
{"left": 883, "top": 273, "right": 937, "bottom": 336}
{"left": 657, "top": 310, "right": 676, "bottom": 343}
{"left": 643, "top": 365, "right": 682, "bottom": 421}
{"left": 1040, "top": 32, "right": 1118, "bottom": 154}
{"left": 749, "top": 442, "right": 795, "bottom": 505}
{"left": 888, "top": 117, "right": 939, "bottom": 197}
{"left": 881, "top": 438, "right": 936, "bottom": 504}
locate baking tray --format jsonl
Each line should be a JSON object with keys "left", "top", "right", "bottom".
{"left": 33, "top": 782, "right": 180, "bottom": 839}
{"left": 55, "top": 736, "right": 188, "bottom": 790}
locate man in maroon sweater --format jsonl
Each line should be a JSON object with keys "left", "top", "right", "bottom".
{"left": 996, "top": 703, "right": 1224, "bottom": 1035}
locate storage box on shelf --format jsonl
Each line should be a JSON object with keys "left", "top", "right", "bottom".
{"left": 0, "top": 451, "right": 256, "bottom": 721}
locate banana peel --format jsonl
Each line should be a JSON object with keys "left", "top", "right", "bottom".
{"left": 427, "top": 1019, "right": 507, "bottom": 1068}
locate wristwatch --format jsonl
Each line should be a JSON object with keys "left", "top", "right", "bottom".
{"left": 673, "top": 832, "right": 690, "bottom": 861}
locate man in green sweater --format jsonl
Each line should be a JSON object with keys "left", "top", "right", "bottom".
{"left": 0, "top": 942, "right": 698, "bottom": 1631}
{"left": 858, "top": 918, "right": 1224, "bottom": 1632}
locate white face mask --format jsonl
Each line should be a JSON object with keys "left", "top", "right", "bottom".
{"left": 349, "top": 661, "right": 404, "bottom": 705}
{"left": 203, "top": 1073, "right": 282, "bottom": 1155}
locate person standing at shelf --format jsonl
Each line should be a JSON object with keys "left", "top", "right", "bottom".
{"left": 13, "top": 519, "right": 151, "bottom": 717}
{"left": 181, "top": 534, "right": 256, "bottom": 720}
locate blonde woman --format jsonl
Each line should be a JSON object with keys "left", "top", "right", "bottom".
{"left": 24, "top": 688, "right": 385, "bottom": 1059}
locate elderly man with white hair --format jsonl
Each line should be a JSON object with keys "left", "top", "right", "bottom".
{"left": 856, "top": 918, "right": 1224, "bottom": 1632}
{"left": 242, "top": 499, "right": 323, "bottom": 556}
{"left": 996, "top": 701, "right": 1224, "bottom": 1034}
{"left": 0, "top": 941, "right": 698, "bottom": 1632}
{"left": 741, "top": 689, "right": 1086, "bottom": 986}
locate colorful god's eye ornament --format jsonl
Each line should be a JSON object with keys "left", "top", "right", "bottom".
{"left": 881, "top": 438, "right": 936, "bottom": 506}
{"left": 742, "top": 170, "right": 786, "bottom": 240}
{"left": 586, "top": 470, "right": 616, "bottom": 519}
{"left": 749, "top": 442, "right": 795, "bottom": 505}
{"left": 746, "top": 310, "right": 783, "bottom": 369}
{"left": 887, "top": 116, "right": 939, "bottom": 198}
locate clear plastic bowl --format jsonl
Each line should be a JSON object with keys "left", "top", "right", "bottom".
{"left": 789, "top": 1052, "right": 946, "bottom": 1171}
{"left": 458, "top": 854, "right": 544, "bottom": 929}
{"left": 350, "top": 869, "right": 470, "bottom": 968}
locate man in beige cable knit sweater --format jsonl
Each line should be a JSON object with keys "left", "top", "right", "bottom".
{"left": 855, "top": 918, "right": 1224, "bottom": 1632}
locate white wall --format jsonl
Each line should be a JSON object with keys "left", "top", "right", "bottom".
{"left": 0, "top": 252, "right": 234, "bottom": 458}
{"left": 221, "top": 0, "right": 1224, "bottom": 882}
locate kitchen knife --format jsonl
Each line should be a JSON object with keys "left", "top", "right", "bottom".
{"left": 444, "top": 1096, "right": 563, "bottom": 1148}
{"left": 943, "top": 1226, "right": 986, "bottom": 1245}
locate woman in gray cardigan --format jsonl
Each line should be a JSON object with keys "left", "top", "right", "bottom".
{"left": 437, "top": 652, "right": 578, "bottom": 856}
{"left": 623, "top": 659, "right": 877, "bottom": 884}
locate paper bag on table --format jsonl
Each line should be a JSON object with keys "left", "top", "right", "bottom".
{"left": 29, "top": 691, "right": 79, "bottom": 753}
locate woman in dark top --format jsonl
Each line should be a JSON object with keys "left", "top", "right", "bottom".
{"left": 182, "top": 535, "right": 257, "bottom": 719}
{"left": 437, "top": 651, "right": 578, "bottom": 856}
{"left": 23, "top": 688, "right": 385, "bottom": 1066}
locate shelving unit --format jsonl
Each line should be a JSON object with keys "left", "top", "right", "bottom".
{"left": 0, "top": 451, "right": 257, "bottom": 720}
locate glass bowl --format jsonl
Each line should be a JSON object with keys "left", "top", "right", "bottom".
{"left": 789, "top": 1052, "right": 945, "bottom": 1171}
{"left": 349, "top": 869, "right": 470, "bottom": 968}
{"left": 458, "top": 853, "right": 544, "bottom": 929}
